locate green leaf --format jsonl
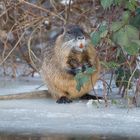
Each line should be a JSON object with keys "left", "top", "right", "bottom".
{"left": 75, "top": 72, "right": 83, "bottom": 92}
{"left": 91, "top": 31, "right": 101, "bottom": 45}
{"left": 80, "top": 76, "right": 89, "bottom": 85}
{"left": 100, "top": 30, "right": 108, "bottom": 38}
{"left": 136, "top": 7, "right": 140, "bottom": 14}
{"left": 111, "top": 99, "right": 118, "bottom": 105}
{"left": 112, "top": 28, "right": 129, "bottom": 47}
{"left": 101, "top": 61, "right": 120, "bottom": 69}
{"left": 107, "top": 38, "right": 115, "bottom": 46}
{"left": 118, "top": 29, "right": 129, "bottom": 47}
{"left": 91, "top": 24, "right": 108, "bottom": 45}
{"left": 122, "top": 11, "right": 130, "bottom": 22}
{"left": 99, "top": 24, "right": 107, "bottom": 33}
{"left": 100, "top": 0, "right": 114, "bottom": 9}
{"left": 125, "top": 25, "right": 139, "bottom": 40}
{"left": 131, "top": 40, "right": 140, "bottom": 46}
{"left": 126, "top": 0, "right": 137, "bottom": 11}
{"left": 74, "top": 66, "right": 96, "bottom": 91}
{"left": 92, "top": 101, "right": 99, "bottom": 108}
{"left": 114, "top": 0, "right": 122, "bottom": 5}
{"left": 131, "top": 0, "right": 138, "bottom": 7}
{"left": 130, "top": 15, "right": 140, "bottom": 29}
{"left": 111, "top": 22, "right": 123, "bottom": 32}
{"left": 124, "top": 42, "right": 140, "bottom": 55}
{"left": 130, "top": 8, "right": 140, "bottom": 29}
{"left": 112, "top": 25, "right": 139, "bottom": 49}
{"left": 76, "top": 83, "right": 81, "bottom": 92}
{"left": 85, "top": 67, "right": 96, "bottom": 75}
{"left": 75, "top": 73, "right": 89, "bottom": 92}
{"left": 75, "top": 72, "right": 83, "bottom": 81}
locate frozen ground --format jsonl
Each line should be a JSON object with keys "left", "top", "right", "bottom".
{"left": 0, "top": 76, "right": 140, "bottom": 140}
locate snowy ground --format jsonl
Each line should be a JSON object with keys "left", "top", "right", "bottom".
{"left": 0, "top": 76, "right": 140, "bottom": 140}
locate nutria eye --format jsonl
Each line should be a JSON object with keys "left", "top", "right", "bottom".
{"left": 67, "top": 31, "right": 71, "bottom": 34}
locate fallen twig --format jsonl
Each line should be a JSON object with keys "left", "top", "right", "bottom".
{"left": 0, "top": 90, "right": 51, "bottom": 100}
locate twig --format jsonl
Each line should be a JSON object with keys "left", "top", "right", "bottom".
{"left": 126, "top": 67, "right": 137, "bottom": 95}
{"left": 103, "top": 79, "right": 108, "bottom": 107}
{"left": 36, "top": 83, "right": 45, "bottom": 90}
{"left": 99, "top": 78, "right": 112, "bottom": 93}
{"left": 0, "top": 90, "right": 51, "bottom": 100}
{"left": 66, "top": 0, "right": 72, "bottom": 24}
{"left": 0, "top": 31, "right": 26, "bottom": 66}
{"left": 19, "top": 0, "right": 66, "bottom": 23}
{"left": 90, "top": 76, "right": 100, "bottom": 103}
{"left": 107, "top": 70, "right": 114, "bottom": 95}
{"left": 27, "top": 26, "right": 41, "bottom": 71}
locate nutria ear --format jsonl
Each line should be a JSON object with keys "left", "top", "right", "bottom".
{"left": 51, "top": 28, "right": 64, "bottom": 40}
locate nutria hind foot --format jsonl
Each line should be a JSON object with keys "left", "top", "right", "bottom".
{"left": 56, "top": 96, "right": 73, "bottom": 104}
{"left": 80, "top": 94, "right": 103, "bottom": 100}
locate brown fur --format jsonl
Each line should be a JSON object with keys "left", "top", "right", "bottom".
{"left": 41, "top": 34, "right": 100, "bottom": 100}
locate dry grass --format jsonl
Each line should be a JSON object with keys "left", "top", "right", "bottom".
{"left": 0, "top": 0, "right": 99, "bottom": 75}
{"left": 0, "top": 2, "right": 139, "bottom": 79}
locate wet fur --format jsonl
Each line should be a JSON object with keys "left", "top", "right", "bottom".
{"left": 41, "top": 34, "right": 100, "bottom": 100}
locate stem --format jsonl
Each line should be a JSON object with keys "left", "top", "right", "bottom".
{"left": 0, "top": 32, "right": 25, "bottom": 66}
{"left": 126, "top": 67, "right": 137, "bottom": 94}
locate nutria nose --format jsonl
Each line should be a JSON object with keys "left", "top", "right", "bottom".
{"left": 77, "top": 36, "right": 85, "bottom": 40}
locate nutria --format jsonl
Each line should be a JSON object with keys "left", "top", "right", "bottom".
{"left": 0, "top": 24, "right": 100, "bottom": 102}
{"left": 40, "top": 24, "right": 100, "bottom": 103}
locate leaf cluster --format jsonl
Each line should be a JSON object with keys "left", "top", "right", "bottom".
{"left": 91, "top": 0, "right": 140, "bottom": 93}
{"left": 91, "top": 0, "right": 140, "bottom": 64}
{"left": 74, "top": 66, "right": 96, "bottom": 92}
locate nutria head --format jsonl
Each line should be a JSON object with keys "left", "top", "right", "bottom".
{"left": 57, "top": 24, "right": 89, "bottom": 52}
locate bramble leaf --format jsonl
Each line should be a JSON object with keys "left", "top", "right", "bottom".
{"left": 99, "top": 24, "right": 107, "bottom": 33}
{"left": 85, "top": 67, "right": 96, "bottom": 75}
{"left": 124, "top": 42, "right": 140, "bottom": 55}
{"left": 100, "top": 0, "right": 114, "bottom": 9}
{"left": 132, "top": 40, "right": 140, "bottom": 46}
{"left": 75, "top": 67, "right": 96, "bottom": 92}
{"left": 126, "top": 0, "right": 138, "bottom": 11}
{"left": 100, "top": 30, "right": 108, "bottom": 38}
{"left": 101, "top": 61, "right": 120, "bottom": 69}
{"left": 130, "top": 8, "right": 140, "bottom": 29}
{"left": 111, "top": 22, "right": 123, "bottom": 32}
{"left": 122, "top": 11, "right": 130, "bottom": 22}
{"left": 112, "top": 24, "right": 139, "bottom": 54}
{"left": 91, "top": 31, "right": 101, "bottom": 45}
{"left": 75, "top": 73, "right": 89, "bottom": 92}
{"left": 114, "top": 0, "right": 122, "bottom": 5}
{"left": 125, "top": 25, "right": 139, "bottom": 40}
{"left": 111, "top": 99, "right": 118, "bottom": 105}
{"left": 112, "top": 28, "right": 129, "bottom": 47}
{"left": 91, "top": 24, "right": 108, "bottom": 46}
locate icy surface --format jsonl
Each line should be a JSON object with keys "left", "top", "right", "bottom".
{"left": 0, "top": 76, "right": 47, "bottom": 95}
{"left": 0, "top": 76, "right": 140, "bottom": 139}
{"left": 0, "top": 98, "right": 140, "bottom": 138}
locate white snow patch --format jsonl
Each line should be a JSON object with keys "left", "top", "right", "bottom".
{"left": 136, "top": 56, "right": 140, "bottom": 70}
{"left": 61, "top": 0, "right": 73, "bottom": 5}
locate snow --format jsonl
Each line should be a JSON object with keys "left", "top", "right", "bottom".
{"left": 61, "top": 0, "right": 73, "bottom": 5}
{"left": 0, "top": 76, "right": 140, "bottom": 139}
{"left": 136, "top": 55, "right": 140, "bottom": 70}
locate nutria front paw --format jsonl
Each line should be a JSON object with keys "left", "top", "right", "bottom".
{"left": 80, "top": 94, "right": 103, "bottom": 100}
{"left": 56, "top": 96, "right": 72, "bottom": 104}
